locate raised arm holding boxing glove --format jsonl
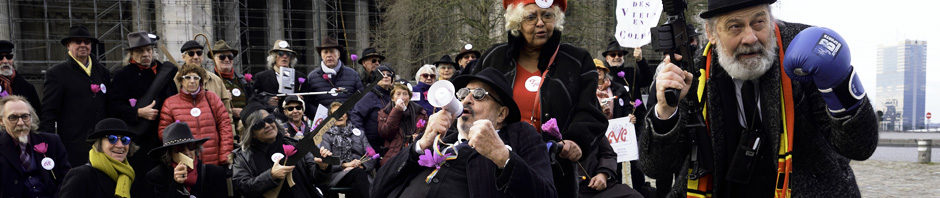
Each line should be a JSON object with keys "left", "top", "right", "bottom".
{"left": 784, "top": 27, "right": 867, "bottom": 117}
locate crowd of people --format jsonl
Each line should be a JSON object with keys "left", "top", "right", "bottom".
{"left": 0, "top": 0, "right": 879, "bottom": 197}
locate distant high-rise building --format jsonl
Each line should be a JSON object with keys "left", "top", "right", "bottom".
{"left": 876, "top": 40, "right": 927, "bottom": 131}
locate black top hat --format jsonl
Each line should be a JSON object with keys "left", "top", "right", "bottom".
{"left": 0, "top": 40, "right": 13, "bottom": 54}
{"left": 357, "top": 47, "right": 386, "bottom": 65}
{"left": 211, "top": 40, "right": 239, "bottom": 57}
{"left": 180, "top": 40, "right": 204, "bottom": 53}
{"left": 148, "top": 122, "right": 210, "bottom": 157}
{"left": 433, "top": 55, "right": 457, "bottom": 66}
{"left": 126, "top": 31, "right": 158, "bottom": 50}
{"left": 700, "top": 0, "right": 776, "bottom": 18}
{"left": 602, "top": 40, "right": 630, "bottom": 57}
{"left": 451, "top": 67, "right": 521, "bottom": 123}
{"left": 87, "top": 118, "right": 138, "bottom": 142}
{"left": 60, "top": 25, "right": 100, "bottom": 46}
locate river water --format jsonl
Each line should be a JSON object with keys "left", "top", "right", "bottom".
{"left": 869, "top": 145, "right": 940, "bottom": 162}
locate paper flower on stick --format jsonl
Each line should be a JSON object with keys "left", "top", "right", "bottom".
{"left": 282, "top": 144, "right": 297, "bottom": 158}
{"left": 0, "top": 91, "right": 8, "bottom": 97}
{"left": 416, "top": 119, "right": 427, "bottom": 129}
{"left": 350, "top": 54, "right": 359, "bottom": 61}
{"left": 366, "top": 147, "right": 379, "bottom": 159}
{"left": 634, "top": 99, "right": 643, "bottom": 108}
{"left": 33, "top": 142, "right": 48, "bottom": 154}
{"left": 90, "top": 84, "right": 101, "bottom": 93}
{"left": 244, "top": 74, "right": 253, "bottom": 82}
{"left": 617, "top": 71, "right": 625, "bottom": 78}
{"left": 541, "top": 118, "right": 562, "bottom": 140}
{"left": 129, "top": 98, "right": 137, "bottom": 107}
{"left": 418, "top": 149, "right": 448, "bottom": 168}
{"left": 298, "top": 77, "right": 306, "bottom": 84}
{"left": 322, "top": 74, "right": 331, "bottom": 81}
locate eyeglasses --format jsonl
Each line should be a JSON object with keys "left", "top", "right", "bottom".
{"left": 284, "top": 106, "right": 303, "bottom": 111}
{"left": 381, "top": 72, "right": 394, "bottom": 78}
{"left": 186, "top": 50, "right": 203, "bottom": 57}
{"left": 71, "top": 39, "right": 92, "bottom": 45}
{"left": 0, "top": 54, "right": 12, "bottom": 60}
{"left": 107, "top": 135, "right": 132, "bottom": 145}
{"left": 522, "top": 11, "right": 556, "bottom": 25}
{"left": 277, "top": 51, "right": 293, "bottom": 57}
{"left": 182, "top": 75, "right": 201, "bottom": 81}
{"left": 457, "top": 88, "right": 502, "bottom": 104}
{"left": 607, "top": 53, "right": 624, "bottom": 57}
{"left": 6, "top": 113, "right": 30, "bottom": 122}
{"left": 421, "top": 74, "right": 436, "bottom": 79}
{"left": 370, "top": 59, "right": 380, "bottom": 64}
{"left": 251, "top": 115, "right": 277, "bottom": 131}
{"left": 218, "top": 54, "right": 235, "bottom": 61}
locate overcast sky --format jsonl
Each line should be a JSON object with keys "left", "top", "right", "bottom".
{"left": 771, "top": 0, "right": 938, "bottom": 122}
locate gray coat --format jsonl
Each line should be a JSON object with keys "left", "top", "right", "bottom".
{"left": 320, "top": 124, "right": 377, "bottom": 173}
{"left": 638, "top": 21, "right": 878, "bottom": 198}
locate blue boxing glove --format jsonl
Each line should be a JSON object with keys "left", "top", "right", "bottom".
{"left": 784, "top": 27, "right": 866, "bottom": 116}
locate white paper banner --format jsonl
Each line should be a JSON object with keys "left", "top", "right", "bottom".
{"left": 312, "top": 104, "right": 329, "bottom": 128}
{"left": 615, "top": 0, "right": 663, "bottom": 48}
{"left": 605, "top": 117, "right": 639, "bottom": 162}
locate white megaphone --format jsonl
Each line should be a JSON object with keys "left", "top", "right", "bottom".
{"left": 428, "top": 80, "right": 463, "bottom": 117}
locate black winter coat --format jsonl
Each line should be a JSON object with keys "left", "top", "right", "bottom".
{"left": 39, "top": 56, "right": 112, "bottom": 166}
{"left": 349, "top": 86, "right": 391, "bottom": 150}
{"left": 4, "top": 74, "right": 41, "bottom": 112}
{"left": 145, "top": 161, "right": 228, "bottom": 198}
{"left": 58, "top": 164, "right": 119, "bottom": 198}
{"left": 607, "top": 59, "right": 653, "bottom": 100}
{"left": 109, "top": 61, "right": 179, "bottom": 150}
{"left": 253, "top": 69, "right": 307, "bottom": 96}
{"left": 304, "top": 64, "right": 363, "bottom": 107}
{"left": 0, "top": 132, "right": 71, "bottom": 198}
{"left": 640, "top": 21, "right": 878, "bottom": 197}
{"left": 472, "top": 30, "right": 607, "bottom": 198}
{"left": 372, "top": 122, "right": 556, "bottom": 198}
{"left": 232, "top": 136, "right": 329, "bottom": 198}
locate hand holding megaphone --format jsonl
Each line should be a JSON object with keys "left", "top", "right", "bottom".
{"left": 427, "top": 80, "right": 463, "bottom": 118}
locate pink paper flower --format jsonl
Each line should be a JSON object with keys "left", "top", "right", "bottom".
{"left": 298, "top": 77, "right": 306, "bottom": 84}
{"left": 416, "top": 119, "right": 427, "bottom": 129}
{"left": 0, "top": 91, "right": 8, "bottom": 97}
{"left": 617, "top": 71, "right": 625, "bottom": 78}
{"left": 90, "top": 84, "right": 101, "bottom": 93}
{"left": 366, "top": 147, "right": 379, "bottom": 159}
{"left": 282, "top": 144, "right": 297, "bottom": 157}
{"left": 634, "top": 99, "right": 643, "bottom": 108}
{"left": 129, "top": 98, "right": 137, "bottom": 107}
{"left": 322, "top": 74, "right": 331, "bottom": 81}
{"left": 33, "top": 142, "right": 48, "bottom": 154}
{"left": 418, "top": 149, "right": 448, "bottom": 168}
{"left": 350, "top": 54, "right": 359, "bottom": 61}
{"left": 244, "top": 74, "right": 253, "bottom": 82}
{"left": 541, "top": 118, "right": 562, "bottom": 140}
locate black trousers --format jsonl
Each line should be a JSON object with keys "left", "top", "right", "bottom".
{"left": 330, "top": 168, "right": 371, "bottom": 198}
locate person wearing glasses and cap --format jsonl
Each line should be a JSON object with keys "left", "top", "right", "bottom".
{"left": 211, "top": 40, "right": 253, "bottom": 134}
{"left": 0, "top": 40, "right": 41, "bottom": 111}
{"left": 0, "top": 96, "right": 71, "bottom": 197}
{"left": 357, "top": 47, "right": 386, "bottom": 85}
{"left": 253, "top": 40, "right": 309, "bottom": 107}
{"left": 372, "top": 67, "right": 554, "bottom": 198}
{"left": 59, "top": 118, "right": 139, "bottom": 198}
{"left": 41, "top": 25, "right": 113, "bottom": 167}
{"left": 158, "top": 63, "right": 234, "bottom": 166}
{"left": 602, "top": 41, "right": 652, "bottom": 104}
{"left": 349, "top": 66, "right": 396, "bottom": 157}
{"left": 145, "top": 121, "right": 228, "bottom": 198}
{"left": 280, "top": 95, "right": 315, "bottom": 140}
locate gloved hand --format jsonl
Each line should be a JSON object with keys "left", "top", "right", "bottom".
{"left": 784, "top": 27, "right": 866, "bottom": 116}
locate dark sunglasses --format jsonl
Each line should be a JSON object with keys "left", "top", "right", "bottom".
{"left": 186, "top": 50, "right": 204, "bottom": 57}
{"left": 284, "top": 106, "right": 303, "bottom": 111}
{"left": 6, "top": 113, "right": 30, "bottom": 122}
{"left": 457, "top": 88, "right": 501, "bottom": 104}
{"left": 421, "top": 73, "right": 436, "bottom": 79}
{"left": 218, "top": 54, "right": 235, "bottom": 61}
{"left": 0, "top": 54, "right": 12, "bottom": 60}
{"left": 277, "top": 51, "right": 293, "bottom": 57}
{"left": 251, "top": 115, "right": 277, "bottom": 131}
{"left": 72, "top": 39, "right": 92, "bottom": 45}
{"left": 607, "top": 53, "right": 624, "bottom": 57}
{"left": 371, "top": 59, "right": 380, "bottom": 64}
{"left": 107, "top": 135, "right": 132, "bottom": 145}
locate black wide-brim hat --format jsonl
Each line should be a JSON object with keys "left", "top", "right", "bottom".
{"left": 357, "top": 47, "right": 386, "bottom": 64}
{"left": 602, "top": 40, "right": 629, "bottom": 57}
{"left": 60, "top": 25, "right": 100, "bottom": 46}
{"left": 125, "top": 31, "right": 159, "bottom": 50}
{"left": 452, "top": 67, "right": 520, "bottom": 123}
{"left": 433, "top": 55, "right": 457, "bottom": 66}
{"left": 87, "top": 118, "right": 138, "bottom": 142}
{"left": 455, "top": 49, "right": 481, "bottom": 62}
{"left": 148, "top": 121, "right": 210, "bottom": 157}
{"left": 700, "top": 0, "right": 776, "bottom": 19}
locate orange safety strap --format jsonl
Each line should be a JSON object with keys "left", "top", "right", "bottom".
{"left": 686, "top": 23, "right": 795, "bottom": 198}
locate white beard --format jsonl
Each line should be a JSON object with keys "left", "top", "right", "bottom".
{"left": 0, "top": 64, "right": 13, "bottom": 76}
{"left": 16, "top": 134, "right": 27, "bottom": 144}
{"left": 715, "top": 35, "right": 777, "bottom": 80}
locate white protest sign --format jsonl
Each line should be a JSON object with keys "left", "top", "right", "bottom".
{"left": 605, "top": 117, "right": 639, "bottom": 162}
{"left": 615, "top": 0, "right": 663, "bottom": 48}
{"left": 312, "top": 104, "right": 329, "bottom": 128}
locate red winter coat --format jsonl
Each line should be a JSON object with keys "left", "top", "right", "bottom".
{"left": 159, "top": 90, "right": 234, "bottom": 165}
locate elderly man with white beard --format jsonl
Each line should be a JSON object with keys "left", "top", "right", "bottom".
{"left": 638, "top": 0, "right": 878, "bottom": 197}
{"left": 0, "top": 96, "right": 71, "bottom": 197}
{"left": 0, "top": 41, "right": 41, "bottom": 111}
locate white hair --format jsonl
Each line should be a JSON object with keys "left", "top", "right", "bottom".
{"left": 504, "top": 4, "right": 565, "bottom": 36}
{"left": 266, "top": 52, "right": 298, "bottom": 69}
{"left": 415, "top": 64, "right": 437, "bottom": 83}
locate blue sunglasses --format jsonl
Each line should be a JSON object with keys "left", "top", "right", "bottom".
{"left": 107, "top": 135, "right": 132, "bottom": 145}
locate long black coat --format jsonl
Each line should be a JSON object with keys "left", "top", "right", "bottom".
{"left": 232, "top": 136, "right": 329, "bottom": 198}
{"left": 58, "top": 164, "right": 119, "bottom": 198}
{"left": 0, "top": 132, "right": 71, "bottom": 198}
{"left": 371, "top": 122, "right": 556, "bottom": 198}
{"left": 145, "top": 161, "right": 228, "bottom": 198}
{"left": 639, "top": 21, "right": 879, "bottom": 197}
{"left": 5, "top": 74, "right": 42, "bottom": 111}
{"left": 252, "top": 69, "right": 307, "bottom": 96}
{"left": 472, "top": 30, "right": 607, "bottom": 198}
{"left": 109, "top": 61, "right": 179, "bottom": 151}
{"left": 39, "top": 56, "right": 112, "bottom": 166}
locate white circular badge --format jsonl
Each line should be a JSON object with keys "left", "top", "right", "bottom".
{"left": 536, "top": 0, "right": 553, "bottom": 8}
{"left": 190, "top": 107, "right": 202, "bottom": 117}
{"left": 464, "top": 44, "right": 473, "bottom": 50}
{"left": 232, "top": 88, "right": 242, "bottom": 97}
{"left": 524, "top": 76, "right": 542, "bottom": 92}
{"left": 619, "top": 98, "right": 624, "bottom": 106}
{"left": 329, "top": 88, "right": 339, "bottom": 96}
{"left": 271, "top": 153, "right": 285, "bottom": 163}
{"left": 100, "top": 83, "right": 108, "bottom": 94}
{"left": 278, "top": 41, "right": 290, "bottom": 48}
{"left": 623, "top": 85, "right": 630, "bottom": 93}
{"left": 353, "top": 128, "right": 362, "bottom": 136}
{"left": 41, "top": 157, "right": 55, "bottom": 170}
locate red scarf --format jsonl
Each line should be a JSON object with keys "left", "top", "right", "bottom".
{"left": 172, "top": 162, "right": 199, "bottom": 192}
{"left": 215, "top": 66, "right": 234, "bottom": 79}
{"left": 0, "top": 69, "right": 15, "bottom": 95}
{"left": 130, "top": 59, "right": 157, "bottom": 74}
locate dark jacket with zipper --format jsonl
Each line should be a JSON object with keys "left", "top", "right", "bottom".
{"left": 39, "top": 55, "right": 112, "bottom": 166}
{"left": 639, "top": 21, "right": 878, "bottom": 197}
{"left": 471, "top": 30, "right": 608, "bottom": 198}
{"left": 145, "top": 160, "right": 228, "bottom": 198}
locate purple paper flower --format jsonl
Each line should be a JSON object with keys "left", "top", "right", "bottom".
{"left": 350, "top": 54, "right": 359, "bottom": 61}
{"left": 298, "top": 77, "right": 306, "bottom": 84}
{"left": 617, "top": 71, "right": 625, "bottom": 78}
{"left": 365, "top": 147, "right": 377, "bottom": 158}
{"left": 244, "top": 74, "right": 253, "bottom": 82}
{"left": 418, "top": 149, "right": 448, "bottom": 168}
{"left": 0, "top": 91, "right": 8, "bottom": 97}
{"left": 634, "top": 99, "right": 643, "bottom": 108}
{"left": 416, "top": 119, "right": 427, "bottom": 129}
{"left": 372, "top": 153, "right": 380, "bottom": 159}
{"left": 129, "top": 98, "right": 137, "bottom": 107}
{"left": 541, "top": 118, "right": 562, "bottom": 140}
